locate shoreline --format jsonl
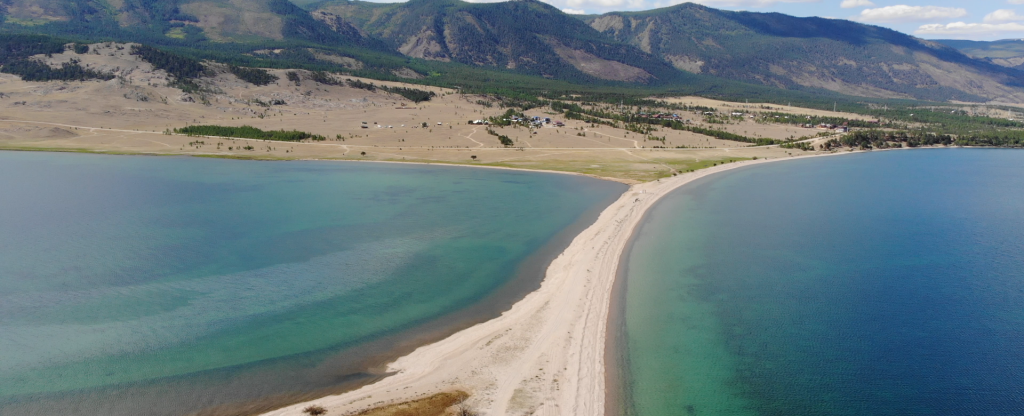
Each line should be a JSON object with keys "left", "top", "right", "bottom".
{"left": 261, "top": 151, "right": 864, "bottom": 416}
{"left": 0, "top": 145, "right": 643, "bottom": 185}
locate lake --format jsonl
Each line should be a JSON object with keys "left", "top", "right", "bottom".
{"left": 620, "top": 149, "right": 1024, "bottom": 416}
{"left": 0, "top": 151, "right": 625, "bottom": 415}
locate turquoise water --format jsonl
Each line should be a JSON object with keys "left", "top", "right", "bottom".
{"left": 0, "top": 151, "right": 625, "bottom": 415}
{"left": 622, "top": 149, "right": 1024, "bottom": 416}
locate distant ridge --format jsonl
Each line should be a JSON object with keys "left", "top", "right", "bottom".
{"left": 936, "top": 39, "right": 1024, "bottom": 72}
{"left": 4, "top": 0, "right": 1024, "bottom": 102}
{"left": 580, "top": 3, "right": 1024, "bottom": 102}
{"left": 310, "top": 0, "right": 682, "bottom": 84}
{"left": 0, "top": 0, "right": 373, "bottom": 45}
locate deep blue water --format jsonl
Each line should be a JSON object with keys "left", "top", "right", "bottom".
{"left": 0, "top": 151, "right": 625, "bottom": 416}
{"left": 623, "top": 149, "right": 1024, "bottom": 416}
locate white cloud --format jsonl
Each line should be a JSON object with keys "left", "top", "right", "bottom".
{"left": 856, "top": 5, "right": 967, "bottom": 23}
{"left": 916, "top": 21, "right": 1024, "bottom": 38}
{"left": 562, "top": 7, "right": 587, "bottom": 13}
{"left": 1009, "top": 0, "right": 1024, "bottom": 4}
{"left": 985, "top": 9, "right": 1024, "bottom": 23}
{"left": 840, "top": 0, "right": 874, "bottom": 9}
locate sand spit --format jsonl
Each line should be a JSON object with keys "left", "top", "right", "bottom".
{"left": 262, "top": 153, "right": 845, "bottom": 416}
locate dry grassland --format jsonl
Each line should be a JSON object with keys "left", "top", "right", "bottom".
{"left": 0, "top": 43, "right": 823, "bottom": 182}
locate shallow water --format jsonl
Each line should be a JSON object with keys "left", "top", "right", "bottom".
{"left": 0, "top": 151, "right": 625, "bottom": 415}
{"left": 622, "top": 149, "right": 1024, "bottom": 416}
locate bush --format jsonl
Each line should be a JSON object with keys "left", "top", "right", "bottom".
{"left": 302, "top": 405, "right": 327, "bottom": 415}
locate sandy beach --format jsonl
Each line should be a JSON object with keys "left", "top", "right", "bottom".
{"left": 260, "top": 153, "right": 847, "bottom": 416}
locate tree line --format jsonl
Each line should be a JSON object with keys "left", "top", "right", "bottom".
{"left": 485, "top": 127, "right": 514, "bottom": 146}
{"left": 229, "top": 65, "right": 277, "bottom": 86}
{"left": 2, "top": 58, "right": 114, "bottom": 82}
{"left": 647, "top": 119, "right": 779, "bottom": 146}
{"left": 823, "top": 129, "right": 1024, "bottom": 150}
{"left": 174, "top": 125, "right": 326, "bottom": 142}
{"left": 0, "top": 34, "right": 114, "bottom": 81}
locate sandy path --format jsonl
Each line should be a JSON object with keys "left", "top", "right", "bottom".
{"left": 618, "top": 149, "right": 678, "bottom": 174}
{"left": 461, "top": 127, "right": 486, "bottom": 148}
{"left": 583, "top": 128, "right": 640, "bottom": 149}
{"left": 260, "top": 153, "right": 855, "bottom": 416}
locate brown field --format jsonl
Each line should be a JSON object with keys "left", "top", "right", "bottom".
{"left": 658, "top": 96, "right": 876, "bottom": 120}
{"left": 0, "top": 43, "right": 831, "bottom": 183}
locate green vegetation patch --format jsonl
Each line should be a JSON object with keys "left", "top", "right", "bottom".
{"left": 165, "top": 27, "right": 187, "bottom": 40}
{"left": 131, "top": 44, "right": 206, "bottom": 79}
{"left": 228, "top": 65, "right": 278, "bottom": 86}
{"left": 485, "top": 127, "right": 514, "bottom": 147}
{"left": 0, "top": 33, "right": 67, "bottom": 62}
{"left": 658, "top": 121, "right": 778, "bottom": 146}
{"left": 2, "top": 58, "right": 114, "bottom": 81}
{"left": 822, "top": 129, "right": 1024, "bottom": 150}
{"left": 380, "top": 85, "right": 435, "bottom": 103}
{"left": 0, "top": 36, "right": 114, "bottom": 81}
{"left": 174, "top": 125, "right": 326, "bottom": 142}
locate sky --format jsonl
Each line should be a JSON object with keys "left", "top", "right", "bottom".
{"left": 452, "top": 0, "right": 1021, "bottom": 41}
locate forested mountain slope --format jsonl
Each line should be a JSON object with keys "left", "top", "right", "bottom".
{"left": 4, "top": 0, "right": 1024, "bottom": 103}
{"left": 309, "top": 0, "right": 682, "bottom": 84}
{"left": 0, "top": 0, "right": 370, "bottom": 45}
{"left": 582, "top": 3, "right": 1024, "bottom": 102}
{"left": 937, "top": 39, "right": 1024, "bottom": 71}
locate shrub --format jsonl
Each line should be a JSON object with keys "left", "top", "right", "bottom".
{"left": 302, "top": 405, "right": 327, "bottom": 415}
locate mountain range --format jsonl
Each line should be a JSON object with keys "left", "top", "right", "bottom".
{"left": 937, "top": 39, "right": 1024, "bottom": 72}
{"left": 3, "top": 0, "right": 1024, "bottom": 103}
